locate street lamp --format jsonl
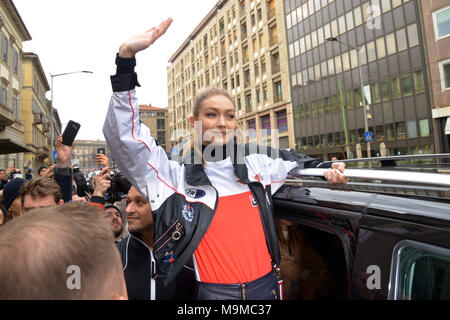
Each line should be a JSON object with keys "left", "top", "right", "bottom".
{"left": 326, "top": 37, "right": 371, "bottom": 159}
{"left": 49, "top": 70, "right": 93, "bottom": 157}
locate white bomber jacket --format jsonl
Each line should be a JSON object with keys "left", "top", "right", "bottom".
{"left": 102, "top": 56, "right": 324, "bottom": 285}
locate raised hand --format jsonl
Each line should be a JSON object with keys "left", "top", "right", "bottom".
{"left": 119, "top": 18, "right": 173, "bottom": 58}
{"left": 93, "top": 167, "right": 111, "bottom": 198}
{"left": 55, "top": 135, "right": 75, "bottom": 168}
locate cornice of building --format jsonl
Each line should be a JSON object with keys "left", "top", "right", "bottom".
{"left": 23, "top": 52, "right": 50, "bottom": 91}
{"left": 1, "top": 0, "right": 32, "bottom": 41}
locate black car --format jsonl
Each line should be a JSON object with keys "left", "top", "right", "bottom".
{"left": 272, "top": 154, "right": 450, "bottom": 300}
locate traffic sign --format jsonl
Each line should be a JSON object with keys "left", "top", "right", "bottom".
{"left": 365, "top": 131, "right": 373, "bottom": 142}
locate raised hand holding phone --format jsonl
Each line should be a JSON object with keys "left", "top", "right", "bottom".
{"left": 61, "top": 120, "right": 80, "bottom": 147}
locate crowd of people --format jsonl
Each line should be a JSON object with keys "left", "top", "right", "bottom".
{"left": 0, "top": 18, "right": 348, "bottom": 300}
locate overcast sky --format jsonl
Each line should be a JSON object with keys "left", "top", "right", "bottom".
{"left": 13, "top": 0, "right": 217, "bottom": 140}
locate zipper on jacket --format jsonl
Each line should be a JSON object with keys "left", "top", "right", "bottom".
{"left": 241, "top": 283, "right": 246, "bottom": 300}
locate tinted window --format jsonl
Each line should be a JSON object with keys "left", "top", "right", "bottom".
{"left": 392, "top": 241, "right": 450, "bottom": 300}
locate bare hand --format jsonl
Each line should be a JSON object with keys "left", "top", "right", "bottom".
{"left": 323, "top": 162, "right": 349, "bottom": 185}
{"left": 119, "top": 18, "right": 173, "bottom": 58}
{"left": 93, "top": 167, "right": 111, "bottom": 197}
{"left": 55, "top": 135, "right": 75, "bottom": 167}
{"left": 96, "top": 153, "right": 110, "bottom": 167}
{"left": 44, "top": 164, "right": 56, "bottom": 178}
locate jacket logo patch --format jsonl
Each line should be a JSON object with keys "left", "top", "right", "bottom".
{"left": 163, "top": 250, "right": 176, "bottom": 264}
{"left": 185, "top": 188, "right": 206, "bottom": 199}
{"left": 249, "top": 195, "right": 258, "bottom": 207}
{"left": 182, "top": 204, "right": 195, "bottom": 222}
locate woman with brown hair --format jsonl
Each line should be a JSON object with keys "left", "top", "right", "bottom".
{"left": 103, "top": 18, "right": 347, "bottom": 300}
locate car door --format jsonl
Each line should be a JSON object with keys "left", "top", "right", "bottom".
{"left": 350, "top": 194, "right": 450, "bottom": 300}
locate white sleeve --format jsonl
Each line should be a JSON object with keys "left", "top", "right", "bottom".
{"left": 102, "top": 89, "right": 181, "bottom": 209}
{"left": 246, "top": 153, "right": 298, "bottom": 195}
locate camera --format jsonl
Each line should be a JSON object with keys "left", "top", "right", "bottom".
{"left": 105, "top": 170, "right": 131, "bottom": 203}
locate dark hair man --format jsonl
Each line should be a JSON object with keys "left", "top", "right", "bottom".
{"left": 38, "top": 166, "right": 48, "bottom": 176}
{"left": 1, "top": 178, "right": 27, "bottom": 222}
{"left": 0, "top": 203, "right": 127, "bottom": 299}
{"left": 116, "top": 186, "right": 195, "bottom": 300}
{"left": 104, "top": 204, "right": 124, "bottom": 242}
{"left": 20, "top": 177, "right": 63, "bottom": 214}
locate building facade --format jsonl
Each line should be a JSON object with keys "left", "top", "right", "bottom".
{"left": 167, "top": 0, "right": 294, "bottom": 154}
{"left": 73, "top": 140, "right": 111, "bottom": 172}
{"left": 0, "top": 0, "right": 32, "bottom": 170}
{"left": 21, "top": 52, "right": 52, "bottom": 172}
{"left": 138, "top": 104, "right": 170, "bottom": 153}
{"left": 418, "top": 1, "right": 450, "bottom": 155}
{"left": 285, "top": 0, "right": 433, "bottom": 160}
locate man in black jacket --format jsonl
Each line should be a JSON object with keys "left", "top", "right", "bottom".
{"left": 117, "top": 186, "right": 195, "bottom": 300}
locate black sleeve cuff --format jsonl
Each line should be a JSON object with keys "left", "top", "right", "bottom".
{"left": 111, "top": 72, "right": 141, "bottom": 92}
{"left": 111, "top": 53, "right": 141, "bottom": 92}
{"left": 116, "top": 53, "right": 136, "bottom": 74}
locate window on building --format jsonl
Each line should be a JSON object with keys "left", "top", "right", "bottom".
{"left": 0, "top": 82, "right": 7, "bottom": 106}
{"left": 419, "top": 118, "right": 430, "bottom": 137}
{"left": 274, "top": 81, "right": 282, "bottom": 102}
{"left": 401, "top": 74, "right": 413, "bottom": 96}
{"left": 157, "top": 119, "right": 165, "bottom": 130}
{"left": 375, "top": 125, "right": 384, "bottom": 141}
{"left": 376, "top": 37, "right": 386, "bottom": 59}
{"left": 13, "top": 48, "right": 18, "bottom": 74}
{"left": 386, "top": 33, "right": 397, "bottom": 56}
{"left": 407, "top": 24, "right": 419, "bottom": 47}
{"left": 433, "top": 5, "right": 450, "bottom": 40}
{"left": 392, "top": 77, "right": 402, "bottom": 99}
{"left": 263, "top": 85, "right": 268, "bottom": 101}
{"left": 276, "top": 110, "right": 288, "bottom": 132}
{"left": 157, "top": 131, "right": 166, "bottom": 146}
{"left": 381, "top": 0, "right": 391, "bottom": 13}
{"left": 371, "top": 82, "right": 381, "bottom": 104}
{"left": 395, "top": 121, "right": 406, "bottom": 139}
{"left": 396, "top": 28, "right": 408, "bottom": 52}
{"left": 367, "top": 41, "right": 376, "bottom": 62}
{"left": 261, "top": 114, "right": 271, "bottom": 136}
{"left": 413, "top": 70, "right": 425, "bottom": 94}
{"left": 439, "top": 59, "right": 450, "bottom": 91}
{"left": 386, "top": 123, "right": 395, "bottom": 140}
{"left": 406, "top": 120, "right": 418, "bottom": 138}
{"left": 381, "top": 80, "right": 391, "bottom": 102}
{"left": 1, "top": 32, "right": 9, "bottom": 64}
{"left": 12, "top": 93, "right": 19, "bottom": 120}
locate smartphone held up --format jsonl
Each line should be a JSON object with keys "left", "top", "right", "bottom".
{"left": 61, "top": 120, "right": 81, "bottom": 146}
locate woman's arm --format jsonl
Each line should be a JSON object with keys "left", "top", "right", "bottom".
{"left": 103, "top": 19, "right": 181, "bottom": 208}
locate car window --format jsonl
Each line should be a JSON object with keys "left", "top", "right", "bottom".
{"left": 390, "top": 240, "right": 450, "bottom": 300}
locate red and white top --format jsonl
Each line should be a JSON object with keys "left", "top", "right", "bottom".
{"left": 193, "top": 157, "right": 272, "bottom": 284}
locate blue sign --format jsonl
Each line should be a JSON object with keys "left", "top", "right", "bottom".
{"left": 365, "top": 131, "right": 373, "bottom": 142}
